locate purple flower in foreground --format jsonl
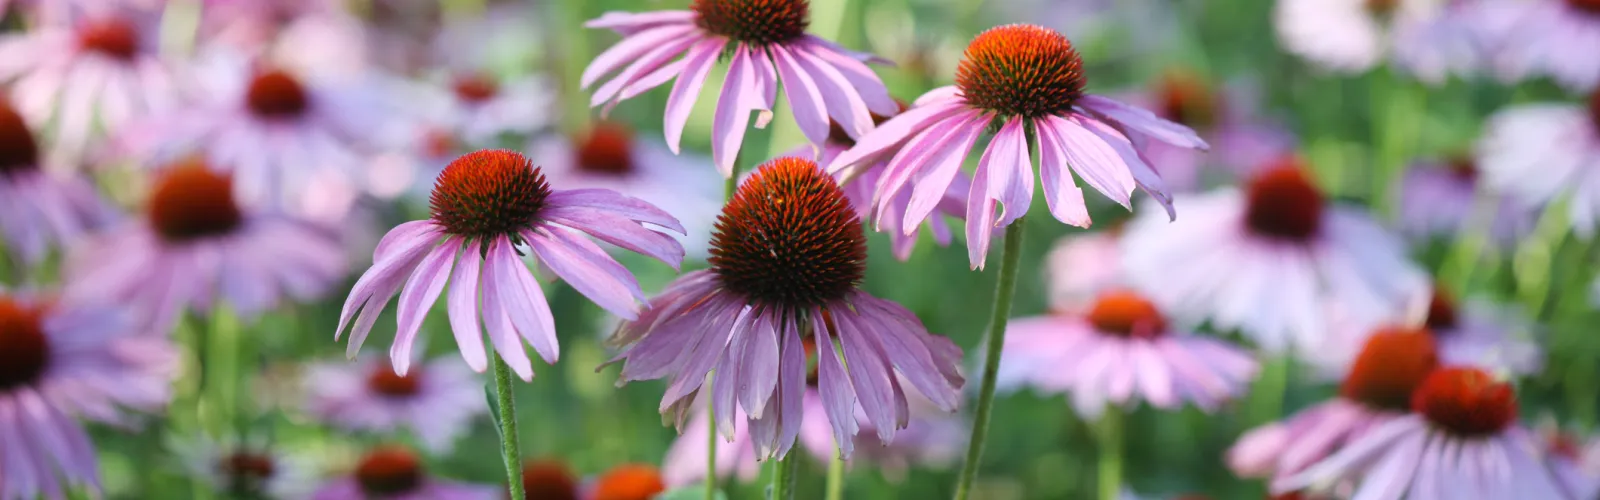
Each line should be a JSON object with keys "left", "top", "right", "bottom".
{"left": 0, "top": 99, "right": 114, "bottom": 265}
{"left": 303, "top": 355, "right": 486, "bottom": 453}
{"left": 828, "top": 24, "right": 1208, "bottom": 268}
{"left": 608, "top": 157, "right": 964, "bottom": 460}
{"left": 336, "top": 149, "right": 686, "bottom": 380}
{"left": 582, "top": 0, "right": 896, "bottom": 176}
{"left": 998, "top": 290, "right": 1259, "bottom": 418}
{"left": 0, "top": 289, "right": 177, "bottom": 499}
{"left": 1274, "top": 367, "right": 1566, "bottom": 499}
{"left": 312, "top": 446, "right": 499, "bottom": 500}
{"left": 65, "top": 160, "right": 346, "bottom": 334}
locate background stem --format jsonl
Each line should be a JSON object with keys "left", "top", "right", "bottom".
{"left": 1096, "top": 406, "right": 1125, "bottom": 500}
{"left": 826, "top": 446, "right": 846, "bottom": 500}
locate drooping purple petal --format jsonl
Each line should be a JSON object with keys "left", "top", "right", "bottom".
{"left": 541, "top": 207, "right": 686, "bottom": 268}
{"left": 1076, "top": 116, "right": 1176, "bottom": 220}
{"left": 737, "top": 312, "right": 781, "bottom": 419}
{"left": 966, "top": 138, "right": 1001, "bottom": 270}
{"left": 851, "top": 294, "right": 962, "bottom": 411}
{"left": 544, "top": 188, "right": 687, "bottom": 234}
{"left": 391, "top": 237, "right": 461, "bottom": 375}
{"left": 481, "top": 281, "right": 535, "bottom": 381}
{"left": 593, "top": 34, "right": 704, "bottom": 114}
{"left": 789, "top": 44, "right": 874, "bottom": 140}
{"left": 337, "top": 227, "right": 440, "bottom": 353}
{"left": 611, "top": 271, "right": 719, "bottom": 348}
{"left": 902, "top": 112, "right": 989, "bottom": 233}
{"left": 826, "top": 100, "right": 967, "bottom": 174}
{"left": 1077, "top": 95, "right": 1210, "bottom": 150}
{"left": 664, "top": 38, "right": 728, "bottom": 154}
{"left": 711, "top": 45, "right": 757, "bottom": 177}
{"left": 527, "top": 227, "right": 641, "bottom": 320}
{"left": 1044, "top": 115, "right": 1137, "bottom": 209}
{"left": 912, "top": 85, "right": 962, "bottom": 107}
{"left": 581, "top": 24, "right": 698, "bottom": 88}
{"left": 618, "top": 295, "right": 736, "bottom": 383}
{"left": 813, "top": 314, "right": 859, "bottom": 458}
{"left": 771, "top": 44, "right": 831, "bottom": 146}
{"left": 372, "top": 220, "right": 437, "bottom": 262}
{"left": 1034, "top": 117, "right": 1092, "bottom": 227}
{"left": 660, "top": 306, "right": 745, "bottom": 409}
{"left": 799, "top": 39, "right": 898, "bottom": 117}
{"left": 986, "top": 118, "right": 1035, "bottom": 228}
{"left": 446, "top": 240, "right": 489, "bottom": 372}
{"left": 712, "top": 312, "right": 755, "bottom": 437}
{"left": 833, "top": 306, "right": 899, "bottom": 442}
{"left": 774, "top": 314, "right": 808, "bottom": 459}
{"left": 585, "top": 10, "right": 696, "bottom": 34}
{"left": 488, "top": 238, "right": 560, "bottom": 364}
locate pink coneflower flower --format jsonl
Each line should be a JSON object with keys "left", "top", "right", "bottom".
{"left": 197, "top": 0, "right": 345, "bottom": 51}
{"left": 0, "top": 99, "right": 114, "bottom": 265}
{"left": 312, "top": 446, "right": 499, "bottom": 500}
{"left": 1122, "top": 163, "right": 1428, "bottom": 352}
{"left": 819, "top": 110, "right": 969, "bottom": 261}
{"left": 1273, "top": 367, "right": 1569, "bottom": 499}
{"left": 1228, "top": 330, "right": 1439, "bottom": 479}
{"left": 1275, "top": 0, "right": 1485, "bottom": 83}
{"left": 421, "top": 72, "right": 554, "bottom": 148}
{"left": 997, "top": 290, "right": 1259, "bottom": 416}
{"left": 608, "top": 157, "right": 964, "bottom": 459}
{"left": 1494, "top": 0, "right": 1600, "bottom": 92}
{"left": 0, "top": 7, "right": 180, "bottom": 163}
{"left": 583, "top": 0, "right": 897, "bottom": 176}
{"left": 1121, "top": 71, "right": 1297, "bottom": 192}
{"left": 116, "top": 52, "right": 398, "bottom": 220}
{"left": 828, "top": 24, "right": 1208, "bottom": 268}
{"left": 1476, "top": 92, "right": 1600, "bottom": 235}
{"left": 1306, "top": 286, "right": 1543, "bottom": 378}
{"left": 519, "top": 459, "right": 581, "bottom": 500}
{"left": 173, "top": 435, "right": 319, "bottom": 499}
{"left": 336, "top": 149, "right": 685, "bottom": 380}
{"left": 529, "top": 122, "right": 723, "bottom": 258}
{"left": 65, "top": 160, "right": 346, "bottom": 333}
{"left": 1043, "top": 231, "right": 1126, "bottom": 314}
{"left": 303, "top": 356, "right": 486, "bottom": 453}
{"left": 0, "top": 289, "right": 177, "bottom": 499}
{"left": 1396, "top": 156, "right": 1535, "bottom": 248}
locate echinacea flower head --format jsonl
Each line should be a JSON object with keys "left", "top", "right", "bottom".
{"left": 1274, "top": 367, "right": 1566, "bottom": 499}
{"left": 609, "top": 157, "right": 964, "bottom": 460}
{"left": 520, "top": 459, "right": 579, "bottom": 500}
{"left": 1228, "top": 330, "right": 1438, "bottom": 479}
{"left": 1477, "top": 93, "right": 1600, "bottom": 235}
{"left": 0, "top": 99, "right": 114, "bottom": 265}
{"left": 173, "top": 435, "right": 319, "bottom": 500}
{"left": 311, "top": 446, "right": 499, "bottom": 500}
{"left": 303, "top": 355, "right": 486, "bottom": 453}
{"left": 1495, "top": 0, "right": 1600, "bottom": 92}
{"left": 337, "top": 149, "right": 686, "bottom": 381}
{"left": 998, "top": 290, "right": 1260, "bottom": 417}
{"left": 829, "top": 24, "right": 1208, "bottom": 268}
{"left": 0, "top": 7, "right": 180, "bottom": 163}
{"left": 583, "top": 0, "right": 897, "bottom": 176}
{"left": 428, "top": 71, "right": 553, "bottom": 147}
{"left": 65, "top": 159, "right": 346, "bottom": 333}
{"left": 592, "top": 464, "right": 667, "bottom": 500}
{"left": 1316, "top": 287, "right": 1543, "bottom": 377}
{"left": 0, "top": 290, "right": 176, "bottom": 499}
{"left": 1123, "top": 162, "right": 1427, "bottom": 353}
{"left": 1397, "top": 156, "right": 1535, "bottom": 248}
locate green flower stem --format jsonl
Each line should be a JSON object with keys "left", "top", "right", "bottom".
{"left": 491, "top": 354, "right": 525, "bottom": 500}
{"left": 826, "top": 446, "right": 846, "bottom": 500}
{"left": 772, "top": 444, "right": 801, "bottom": 500}
{"left": 1096, "top": 406, "right": 1125, "bottom": 500}
{"left": 953, "top": 217, "right": 1028, "bottom": 500}
{"left": 706, "top": 374, "right": 718, "bottom": 500}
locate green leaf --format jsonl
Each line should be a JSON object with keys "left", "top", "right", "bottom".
{"left": 484, "top": 383, "right": 503, "bottom": 436}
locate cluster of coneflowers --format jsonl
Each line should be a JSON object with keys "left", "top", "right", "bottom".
{"left": 1, "top": 0, "right": 1599, "bottom": 499}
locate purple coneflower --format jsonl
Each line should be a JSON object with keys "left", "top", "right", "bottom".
{"left": 1275, "top": 0, "right": 1485, "bottom": 82}
{"left": 303, "top": 355, "right": 486, "bottom": 453}
{"left": 1476, "top": 92, "right": 1600, "bottom": 235}
{"left": 336, "top": 149, "right": 685, "bottom": 379}
{"left": 0, "top": 99, "right": 114, "bottom": 265}
{"left": 312, "top": 446, "right": 499, "bottom": 500}
{"left": 607, "top": 157, "right": 965, "bottom": 459}
{"left": 173, "top": 435, "right": 318, "bottom": 499}
{"left": 999, "top": 290, "right": 1260, "bottom": 416}
{"left": 1495, "top": 0, "right": 1600, "bottom": 92}
{"left": 529, "top": 122, "right": 723, "bottom": 258}
{"left": 1273, "top": 367, "right": 1568, "bottom": 499}
{"left": 0, "top": 289, "right": 177, "bottom": 499}
{"left": 583, "top": 0, "right": 896, "bottom": 176}
{"left": 1122, "top": 162, "right": 1427, "bottom": 353}
{"left": 1121, "top": 71, "right": 1297, "bottom": 192}
{"left": 1043, "top": 231, "right": 1127, "bottom": 314}
{"left": 1396, "top": 156, "right": 1535, "bottom": 248}
{"left": 828, "top": 24, "right": 1208, "bottom": 268}
{"left": 422, "top": 72, "right": 553, "bottom": 147}
{"left": 1316, "top": 287, "right": 1543, "bottom": 377}
{"left": 1228, "top": 330, "right": 1438, "bottom": 480}
{"left": 65, "top": 159, "right": 346, "bottom": 333}
{"left": 0, "top": 7, "right": 180, "bottom": 162}
{"left": 816, "top": 109, "right": 969, "bottom": 261}
{"left": 197, "top": 0, "right": 344, "bottom": 51}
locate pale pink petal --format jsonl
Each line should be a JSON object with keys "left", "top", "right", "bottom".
{"left": 873, "top": 114, "right": 977, "bottom": 230}
{"left": 619, "top": 58, "right": 687, "bottom": 101}
{"left": 664, "top": 37, "right": 727, "bottom": 154}
{"left": 391, "top": 237, "right": 460, "bottom": 375}
{"left": 337, "top": 227, "right": 440, "bottom": 350}
{"left": 1078, "top": 95, "right": 1209, "bottom": 150}
{"left": 711, "top": 45, "right": 757, "bottom": 177}
{"left": 901, "top": 111, "right": 989, "bottom": 231}
{"left": 986, "top": 118, "right": 1034, "bottom": 227}
{"left": 593, "top": 34, "right": 704, "bottom": 114}
{"left": 790, "top": 44, "right": 873, "bottom": 139}
{"left": 826, "top": 100, "right": 967, "bottom": 174}
{"left": 1043, "top": 115, "right": 1137, "bottom": 208}
{"left": 480, "top": 276, "right": 535, "bottom": 380}
{"left": 544, "top": 188, "right": 687, "bottom": 233}
{"left": 526, "top": 227, "right": 640, "bottom": 319}
{"left": 446, "top": 240, "right": 489, "bottom": 372}
{"left": 581, "top": 24, "right": 698, "bottom": 88}
{"left": 585, "top": 11, "right": 696, "bottom": 32}
{"left": 489, "top": 238, "right": 559, "bottom": 364}
{"left": 1034, "top": 117, "right": 1092, "bottom": 227}
{"left": 799, "top": 38, "right": 898, "bottom": 116}
{"left": 541, "top": 208, "right": 686, "bottom": 268}
{"left": 771, "top": 44, "right": 831, "bottom": 146}
{"left": 1076, "top": 116, "right": 1176, "bottom": 220}
{"left": 814, "top": 315, "right": 859, "bottom": 458}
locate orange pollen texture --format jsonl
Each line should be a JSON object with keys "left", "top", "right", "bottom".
{"left": 148, "top": 161, "right": 244, "bottom": 243}
{"left": 1085, "top": 290, "right": 1168, "bottom": 339}
{"left": 219, "top": 452, "right": 277, "bottom": 495}
{"left": 0, "top": 297, "right": 50, "bottom": 392}
{"left": 1243, "top": 164, "right": 1325, "bottom": 242}
{"left": 1569, "top": 0, "right": 1600, "bottom": 15}
{"left": 428, "top": 149, "right": 552, "bottom": 240}
{"left": 592, "top": 464, "right": 666, "bottom": 500}
{"left": 709, "top": 157, "right": 867, "bottom": 309}
{"left": 367, "top": 365, "right": 422, "bottom": 398}
{"left": 520, "top": 460, "right": 579, "bottom": 500}
{"left": 1157, "top": 70, "right": 1219, "bottom": 130}
{"left": 246, "top": 70, "right": 311, "bottom": 120}
{"left": 574, "top": 122, "right": 635, "bottom": 175}
{"left": 692, "top": 0, "right": 809, "bottom": 46}
{"left": 1340, "top": 328, "right": 1439, "bottom": 411}
{"left": 78, "top": 18, "right": 140, "bottom": 61}
{"left": 355, "top": 447, "right": 424, "bottom": 496}
{"left": 453, "top": 74, "right": 499, "bottom": 104}
{"left": 1425, "top": 287, "right": 1459, "bottom": 332}
{"left": 955, "top": 24, "right": 1086, "bottom": 119}
{"left": 0, "top": 100, "right": 39, "bottom": 175}
{"left": 1412, "top": 367, "right": 1517, "bottom": 438}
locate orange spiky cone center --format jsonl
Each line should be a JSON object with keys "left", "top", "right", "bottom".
{"left": 147, "top": 160, "right": 244, "bottom": 243}
{"left": 1339, "top": 328, "right": 1440, "bottom": 411}
{"left": 1085, "top": 290, "right": 1168, "bottom": 339}
{"left": 955, "top": 24, "right": 1086, "bottom": 119}
{"left": 1412, "top": 367, "right": 1517, "bottom": 438}
{"left": 692, "top": 0, "right": 810, "bottom": 45}
{"left": 428, "top": 149, "right": 552, "bottom": 239}
{"left": 367, "top": 365, "right": 422, "bottom": 398}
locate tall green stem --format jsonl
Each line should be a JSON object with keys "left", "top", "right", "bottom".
{"left": 1096, "top": 407, "right": 1125, "bottom": 500}
{"left": 952, "top": 217, "right": 1028, "bottom": 500}
{"left": 771, "top": 445, "right": 800, "bottom": 500}
{"left": 825, "top": 446, "right": 846, "bottom": 500}
{"left": 491, "top": 355, "right": 525, "bottom": 499}
{"left": 706, "top": 375, "right": 718, "bottom": 500}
